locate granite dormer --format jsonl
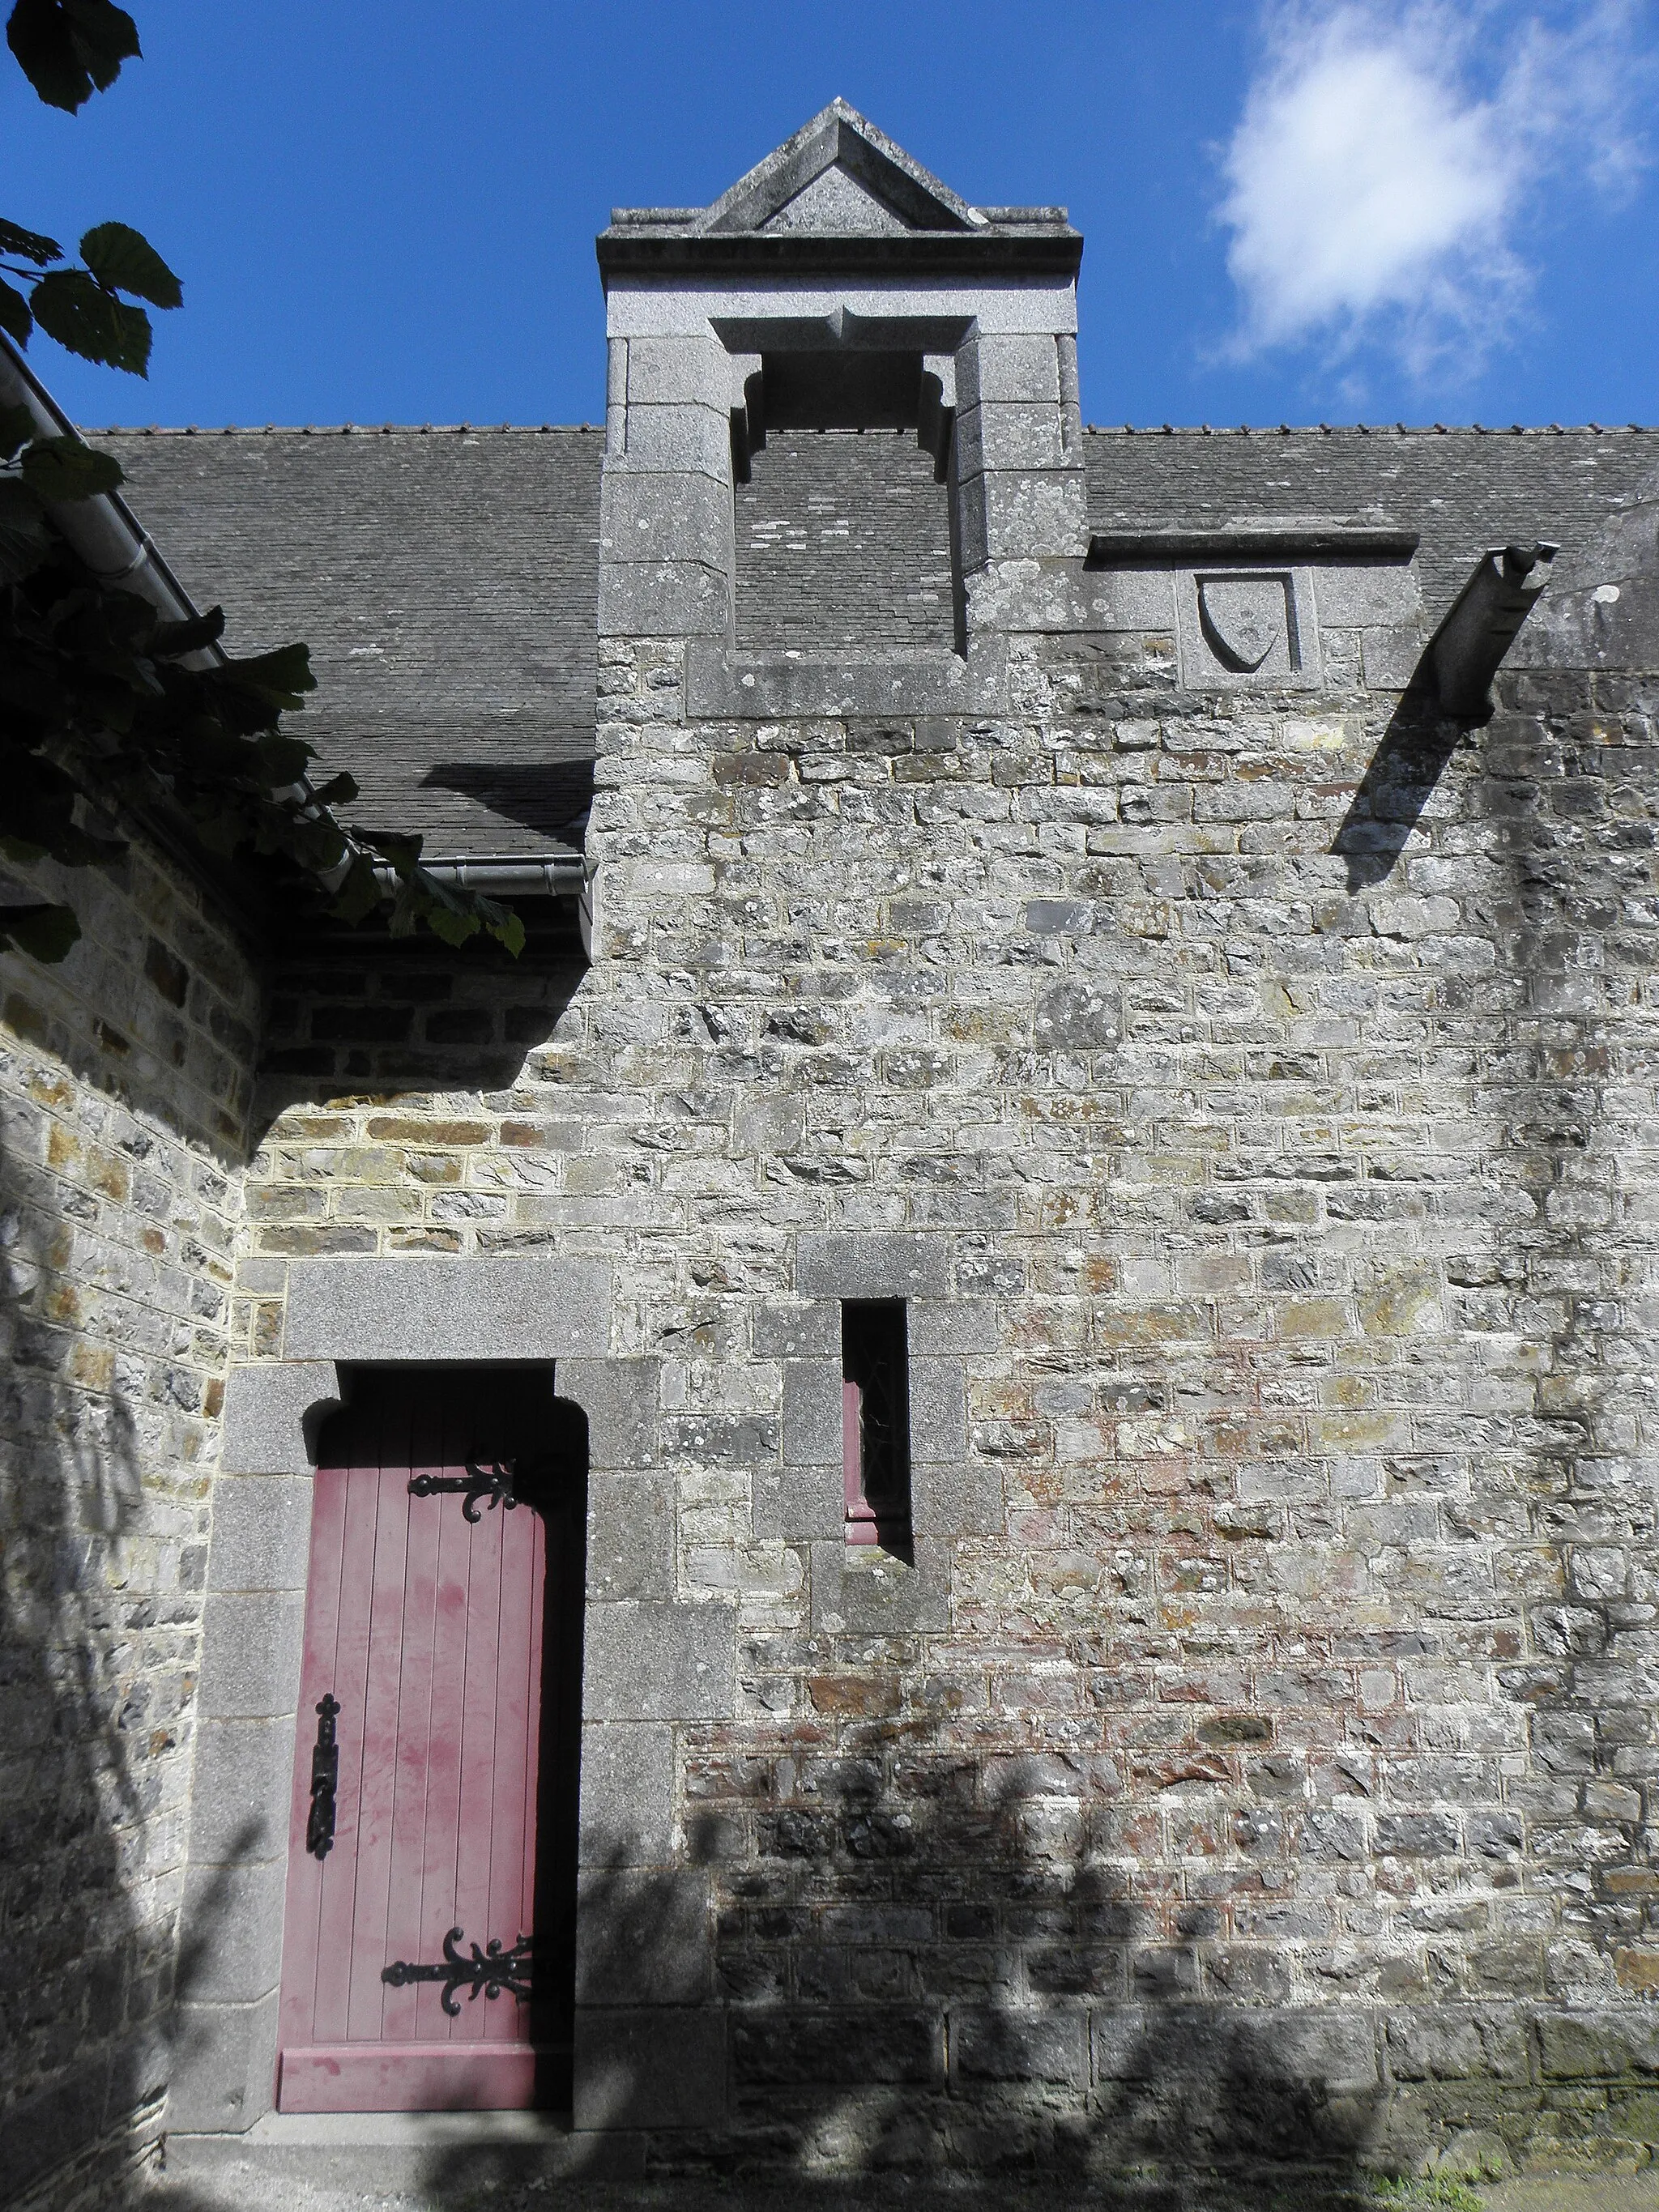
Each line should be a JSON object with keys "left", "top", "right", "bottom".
{"left": 596, "top": 100, "right": 1087, "bottom": 710}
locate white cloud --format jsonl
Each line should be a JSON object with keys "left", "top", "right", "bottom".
{"left": 1218, "top": 0, "right": 1653, "bottom": 376}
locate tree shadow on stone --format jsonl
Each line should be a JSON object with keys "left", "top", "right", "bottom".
{"left": 501, "top": 1731, "right": 1396, "bottom": 2210}
{"left": 0, "top": 1123, "right": 165, "bottom": 2210}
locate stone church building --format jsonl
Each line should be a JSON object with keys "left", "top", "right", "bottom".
{"left": 5, "top": 100, "right": 1659, "bottom": 2203}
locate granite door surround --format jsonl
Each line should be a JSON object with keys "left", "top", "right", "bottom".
{"left": 171, "top": 1254, "right": 662, "bottom": 2142}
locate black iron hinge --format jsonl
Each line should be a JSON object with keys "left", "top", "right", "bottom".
{"left": 407, "top": 1459, "right": 518, "bottom": 1522}
{"left": 382, "top": 1927, "right": 533, "bottom": 2015}
{"left": 305, "top": 1694, "right": 340, "bottom": 1859}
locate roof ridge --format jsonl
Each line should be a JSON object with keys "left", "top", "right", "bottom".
{"left": 90, "top": 422, "right": 608, "bottom": 437}
{"left": 1082, "top": 422, "right": 1655, "bottom": 437}
{"left": 93, "top": 419, "right": 1657, "bottom": 439}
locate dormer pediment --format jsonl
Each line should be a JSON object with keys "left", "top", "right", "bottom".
{"left": 597, "top": 99, "right": 1081, "bottom": 280}
{"left": 694, "top": 99, "right": 982, "bottom": 237}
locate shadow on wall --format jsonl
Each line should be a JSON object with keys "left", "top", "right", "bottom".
{"left": 417, "top": 757, "right": 595, "bottom": 844}
{"left": 447, "top": 1752, "right": 1384, "bottom": 2202}
{"left": 677, "top": 1748, "right": 1379, "bottom": 2184}
{"left": 0, "top": 1118, "right": 159, "bottom": 2209}
{"left": 0, "top": 897, "right": 261, "bottom": 2209}
{"left": 1466, "top": 663, "right": 1655, "bottom": 2001}
{"left": 1331, "top": 694, "right": 1476, "bottom": 893}
{"left": 253, "top": 938, "right": 589, "bottom": 1158}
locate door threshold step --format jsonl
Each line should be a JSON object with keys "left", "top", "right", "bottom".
{"left": 161, "top": 2111, "right": 642, "bottom": 2193}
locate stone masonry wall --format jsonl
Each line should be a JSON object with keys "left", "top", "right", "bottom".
{"left": 234, "top": 632, "right": 1659, "bottom": 2176}
{"left": 0, "top": 834, "right": 260, "bottom": 2209}
{"left": 736, "top": 430, "right": 956, "bottom": 654}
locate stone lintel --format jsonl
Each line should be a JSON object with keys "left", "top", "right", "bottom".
{"left": 281, "top": 1254, "right": 612, "bottom": 1362}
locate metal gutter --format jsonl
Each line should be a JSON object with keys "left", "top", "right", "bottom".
{"left": 0, "top": 333, "right": 219, "bottom": 650}
{"left": 382, "top": 855, "right": 589, "bottom": 897}
{"left": 374, "top": 855, "right": 595, "bottom": 957}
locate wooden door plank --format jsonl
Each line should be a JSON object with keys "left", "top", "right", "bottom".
{"left": 450, "top": 1460, "right": 505, "bottom": 2047}
{"left": 279, "top": 1369, "right": 575, "bottom": 2112}
{"left": 414, "top": 1410, "right": 472, "bottom": 2051}
{"left": 481, "top": 1501, "right": 540, "bottom": 2044}
{"left": 309, "top": 1447, "right": 383, "bottom": 2044}
{"left": 277, "top": 1462, "right": 348, "bottom": 2055}
{"left": 343, "top": 1458, "right": 414, "bottom": 2041}
{"left": 519, "top": 1509, "right": 548, "bottom": 2004}
{"left": 380, "top": 1453, "right": 441, "bottom": 2047}
{"left": 277, "top": 2041, "right": 544, "bottom": 2114}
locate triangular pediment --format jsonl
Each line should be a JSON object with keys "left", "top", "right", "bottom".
{"left": 695, "top": 99, "right": 983, "bottom": 237}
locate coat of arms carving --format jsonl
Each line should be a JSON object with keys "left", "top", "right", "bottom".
{"left": 1196, "top": 573, "right": 1294, "bottom": 675}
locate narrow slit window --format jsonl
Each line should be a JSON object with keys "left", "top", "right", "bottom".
{"left": 842, "top": 1299, "right": 911, "bottom": 1554}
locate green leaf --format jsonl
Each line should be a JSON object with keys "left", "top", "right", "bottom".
{"left": 62, "top": 0, "right": 139, "bottom": 84}
{"left": 309, "top": 769, "right": 359, "bottom": 807}
{"left": 487, "top": 906, "right": 526, "bottom": 958}
{"left": 326, "top": 851, "right": 383, "bottom": 925}
{"left": 360, "top": 829, "right": 423, "bottom": 867}
{"left": 7, "top": 0, "right": 90, "bottom": 108}
{"left": 149, "top": 604, "right": 224, "bottom": 658}
{"left": 0, "top": 401, "right": 36, "bottom": 460}
{"left": 249, "top": 730, "right": 311, "bottom": 786}
{"left": 279, "top": 809, "right": 347, "bottom": 874}
{"left": 29, "top": 267, "right": 151, "bottom": 373}
{"left": 0, "top": 277, "right": 32, "bottom": 347}
{"left": 0, "top": 216, "right": 62, "bottom": 264}
{"left": 79, "top": 220, "right": 181, "bottom": 309}
{"left": 228, "top": 640, "right": 317, "bottom": 705}
{"left": 6, "top": 0, "right": 139, "bottom": 110}
{"left": 2, "top": 752, "right": 119, "bottom": 864}
{"left": 19, "top": 433, "right": 123, "bottom": 501}
{"left": 420, "top": 899, "right": 481, "bottom": 948}
{"left": 0, "top": 478, "right": 50, "bottom": 581}
{"left": 0, "top": 900, "right": 79, "bottom": 961}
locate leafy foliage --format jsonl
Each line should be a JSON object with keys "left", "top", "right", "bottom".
{"left": 6, "top": 0, "right": 139, "bottom": 113}
{"left": 0, "top": 2, "right": 524, "bottom": 962}
{"left": 28, "top": 261, "right": 156, "bottom": 372}
{"left": 2, "top": 6, "right": 165, "bottom": 369}
{"left": 0, "top": 462, "right": 527, "bottom": 961}
{"left": 78, "top": 218, "right": 181, "bottom": 306}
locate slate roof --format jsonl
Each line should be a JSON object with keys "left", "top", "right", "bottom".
{"left": 87, "top": 420, "right": 1659, "bottom": 863}
{"left": 95, "top": 424, "right": 602, "bottom": 862}
{"left": 1084, "top": 424, "right": 1659, "bottom": 626}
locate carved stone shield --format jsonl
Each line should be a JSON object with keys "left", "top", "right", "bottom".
{"left": 1197, "top": 575, "right": 1287, "bottom": 673}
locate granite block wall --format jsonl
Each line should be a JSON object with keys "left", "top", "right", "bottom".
{"left": 230, "top": 623, "right": 1659, "bottom": 2174}
{"left": 0, "top": 833, "right": 261, "bottom": 2207}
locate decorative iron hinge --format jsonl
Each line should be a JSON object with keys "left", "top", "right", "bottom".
{"left": 382, "top": 1926, "right": 533, "bottom": 2015}
{"left": 306, "top": 1694, "right": 340, "bottom": 1860}
{"left": 407, "top": 1458, "right": 518, "bottom": 1522}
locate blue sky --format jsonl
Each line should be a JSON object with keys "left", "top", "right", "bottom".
{"left": 6, "top": 0, "right": 1657, "bottom": 430}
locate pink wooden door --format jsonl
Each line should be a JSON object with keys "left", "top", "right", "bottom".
{"left": 276, "top": 1370, "right": 583, "bottom": 2112}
